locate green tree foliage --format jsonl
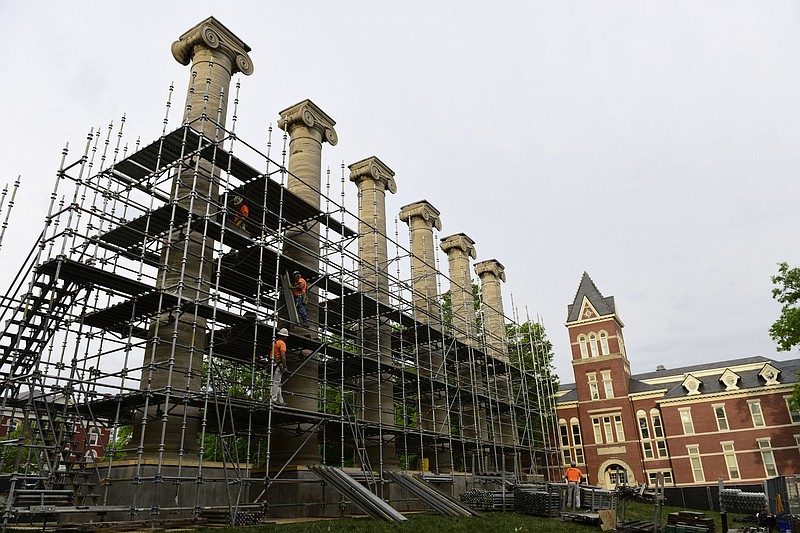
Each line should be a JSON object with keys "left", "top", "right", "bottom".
{"left": 506, "top": 321, "right": 559, "bottom": 445}
{"left": 770, "top": 262, "right": 800, "bottom": 410}
{"left": 770, "top": 262, "right": 800, "bottom": 352}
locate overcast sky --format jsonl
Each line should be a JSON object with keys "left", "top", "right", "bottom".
{"left": 1, "top": 1, "right": 799, "bottom": 382}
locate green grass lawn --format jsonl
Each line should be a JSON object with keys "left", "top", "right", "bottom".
{"left": 201, "top": 501, "right": 732, "bottom": 533}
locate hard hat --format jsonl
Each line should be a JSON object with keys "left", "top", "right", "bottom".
{"left": 277, "top": 328, "right": 289, "bottom": 337}
{"left": 570, "top": 461, "right": 576, "bottom": 467}
{"left": 292, "top": 271, "right": 301, "bottom": 277}
{"left": 233, "top": 195, "right": 243, "bottom": 205}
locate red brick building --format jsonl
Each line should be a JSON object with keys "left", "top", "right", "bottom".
{"left": 556, "top": 273, "right": 800, "bottom": 489}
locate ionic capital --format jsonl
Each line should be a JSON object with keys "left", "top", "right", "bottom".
{"left": 348, "top": 156, "right": 397, "bottom": 194}
{"left": 171, "top": 16, "right": 254, "bottom": 76}
{"left": 278, "top": 99, "right": 338, "bottom": 146}
{"left": 398, "top": 200, "right": 442, "bottom": 231}
{"left": 475, "top": 259, "right": 506, "bottom": 282}
{"left": 440, "top": 233, "right": 477, "bottom": 259}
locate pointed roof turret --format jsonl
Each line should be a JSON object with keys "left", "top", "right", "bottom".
{"left": 566, "top": 272, "right": 620, "bottom": 324}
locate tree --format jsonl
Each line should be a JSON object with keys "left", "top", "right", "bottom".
{"left": 771, "top": 262, "right": 800, "bottom": 411}
{"left": 770, "top": 262, "right": 800, "bottom": 352}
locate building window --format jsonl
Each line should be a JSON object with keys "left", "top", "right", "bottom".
{"left": 785, "top": 397, "right": 800, "bottom": 424}
{"left": 662, "top": 471, "right": 674, "bottom": 485}
{"left": 714, "top": 405, "right": 729, "bottom": 431}
{"left": 587, "top": 373, "right": 599, "bottom": 400}
{"left": 579, "top": 336, "right": 588, "bottom": 359}
{"left": 575, "top": 447, "right": 585, "bottom": 465}
{"left": 748, "top": 400, "right": 766, "bottom": 427}
{"left": 722, "top": 442, "right": 740, "bottom": 480}
{"left": 643, "top": 442, "right": 654, "bottom": 459}
{"left": 559, "top": 420, "right": 570, "bottom": 447}
{"left": 758, "top": 439, "right": 778, "bottom": 477}
{"left": 592, "top": 417, "right": 603, "bottom": 444}
{"left": 687, "top": 445, "right": 704, "bottom": 482}
{"left": 589, "top": 334, "right": 599, "bottom": 357}
{"left": 563, "top": 448, "right": 572, "bottom": 465}
{"left": 614, "top": 415, "right": 625, "bottom": 441}
{"left": 602, "top": 416, "right": 615, "bottom": 443}
{"left": 651, "top": 410, "right": 664, "bottom": 438}
{"left": 656, "top": 440, "right": 668, "bottom": 458}
{"left": 88, "top": 428, "right": 100, "bottom": 446}
{"left": 638, "top": 411, "right": 650, "bottom": 439}
{"left": 85, "top": 449, "right": 98, "bottom": 463}
{"left": 795, "top": 435, "right": 800, "bottom": 452}
{"left": 571, "top": 419, "right": 582, "bottom": 446}
{"left": 602, "top": 370, "right": 614, "bottom": 399}
{"left": 599, "top": 332, "right": 609, "bottom": 355}
{"left": 679, "top": 408, "right": 695, "bottom": 435}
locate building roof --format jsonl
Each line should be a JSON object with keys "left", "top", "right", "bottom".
{"left": 566, "top": 272, "right": 617, "bottom": 323}
{"left": 556, "top": 354, "right": 800, "bottom": 405}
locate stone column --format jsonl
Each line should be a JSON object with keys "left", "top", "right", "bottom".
{"left": 349, "top": 157, "right": 398, "bottom": 471}
{"left": 439, "top": 234, "right": 486, "bottom": 472}
{"left": 474, "top": 260, "right": 508, "bottom": 361}
{"left": 138, "top": 17, "right": 253, "bottom": 460}
{"left": 399, "top": 201, "right": 451, "bottom": 472}
{"left": 474, "top": 259, "right": 516, "bottom": 470}
{"left": 272, "top": 99, "right": 337, "bottom": 466}
{"left": 439, "top": 234, "right": 476, "bottom": 342}
{"left": 398, "top": 201, "right": 441, "bottom": 325}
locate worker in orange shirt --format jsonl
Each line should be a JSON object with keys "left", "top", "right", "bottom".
{"left": 564, "top": 461, "right": 584, "bottom": 510}
{"left": 268, "top": 328, "right": 289, "bottom": 405}
{"left": 291, "top": 271, "right": 308, "bottom": 326}
{"left": 233, "top": 195, "right": 249, "bottom": 231}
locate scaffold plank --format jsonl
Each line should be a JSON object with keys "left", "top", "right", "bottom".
{"left": 83, "top": 291, "right": 245, "bottom": 332}
{"left": 111, "top": 127, "right": 210, "bottom": 184}
{"left": 37, "top": 258, "right": 151, "bottom": 296}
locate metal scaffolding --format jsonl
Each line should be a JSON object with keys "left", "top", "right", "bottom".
{"left": 0, "top": 76, "right": 560, "bottom": 527}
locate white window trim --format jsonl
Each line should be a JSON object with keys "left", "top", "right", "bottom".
{"left": 679, "top": 408, "right": 695, "bottom": 435}
{"left": 589, "top": 334, "right": 599, "bottom": 357}
{"left": 748, "top": 400, "right": 766, "bottom": 428}
{"left": 713, "top": 403, "right": 729, "bottom": 432}
{"left": 687, "top": 445, "right": 704, "bottom": 482}
{"left": 785, "top": 396, "right": 800, "bottom": 424}
{"left": 579, "top": 336, "right": 588, "bottom": 359}
{"left": 757, "top": 438, "right": 778, "bottom": 478}
{"left": 721, "top": 441, "right": 740, "bottom": 480}
{"left": 599, "top": 331, "right": 609, "bottom": 355}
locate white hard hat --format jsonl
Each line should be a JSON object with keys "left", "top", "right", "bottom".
{"left": 233, "top": 195, "right": 243, "bottom": 205}
{"left": 277, "top": 328, "right": 289, "bottom": 337}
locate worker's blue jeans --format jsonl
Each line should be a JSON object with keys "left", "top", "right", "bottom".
{"left": 295, "top": 294, "right": 308, "bottom": 325}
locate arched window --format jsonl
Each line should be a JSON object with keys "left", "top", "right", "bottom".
{"left": 85, "top": 449, "right": 98, "bottom": 463}
{"left": 570, "top": 418, "right": 582, "bottom": 446}
{"left": 578, "top": 336, "right": 588, "bottom": 358}
{"left": 600, "top": 332, "right": 609, "bottom": 355}
{"left": 589, "top": 334, "right": 599, "bottom": 357}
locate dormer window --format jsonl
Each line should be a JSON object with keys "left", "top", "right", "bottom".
{"left": 719, "top": 369, "right": 740, "bottom": 391}
{"left": 759, "top": 363, "right": 780, "bottom": 386}
{"left": 682, "top": 374, "right": 702, "bottom": 395}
